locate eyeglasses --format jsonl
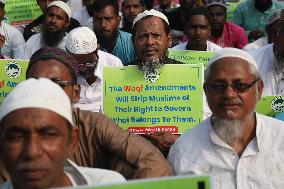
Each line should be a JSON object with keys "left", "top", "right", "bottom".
{"left": 50, "top": 78, "right": 73, "bottom": 88}
{"left": 205, "top": 79, "right": 259, "bottom": 94}
{"left": 78, "top": 62, "right": 96, "bottom": 67}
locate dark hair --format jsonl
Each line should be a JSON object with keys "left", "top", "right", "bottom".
{"left": 185, "top": 7, "right": 211, "bottom": 24}
{"left": 27, "top": 47, "right": 79, "bottom": 84}
{"left": 0, "top": 2, "right": 5, "bottom": 9}
{"left": 122, "top": 0, "right": 145, "bottom": 8}
{"left": 132, "top": 15, "right": 171, "bottom": 35}
{"left": 91, "top": 0, "right": 119, "bottom": 16}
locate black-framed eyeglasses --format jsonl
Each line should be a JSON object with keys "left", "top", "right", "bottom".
{"left": 205, "top": 79, "right": 259, "bottom": 94}
{"left": 50, "top": 78, "right": 73, "bottom": 88}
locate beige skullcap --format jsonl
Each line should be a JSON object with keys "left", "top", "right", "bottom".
{"left": 0, "top": 78, "right": 74, "bottom": 126}
{"left": 133, "top": 9, "right": 169, "bottom": 26}
{"left": 48, "top": 1, "right": 71, "bottom": 20}
{"left": 207, "top": 48, "right": 259, "bottom": 72}
{"left": 66, "top": 27, "right": 98, "bottom": 54}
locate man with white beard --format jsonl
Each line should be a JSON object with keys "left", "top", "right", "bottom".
{"left": 168, "top": 48, "right": 284, "bottom": 189}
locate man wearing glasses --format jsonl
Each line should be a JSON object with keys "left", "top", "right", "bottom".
{"left": 168, "top": 48, "right": 284, "bottom": 188}
{"left": 66, "top": 27, "right": 123, "bottom": 112}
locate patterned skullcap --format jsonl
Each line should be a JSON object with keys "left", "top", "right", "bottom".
{"left": 133, "top": 9, "right": 169, "bottom": 26}
{"left": 27, "top": 47, "right": 79, "bottom": 83}
{"left": 206, "top": 0, "right": 228, "bottom": 9}
{"left": 208, "top": 48, "right": 259, "bottom": 72}
{"left": 66, "top": 27, "right": 98, "bottom": 54}
{"left": 48, "top": 1, "right": 71, "bottom": 20}
{"left": 268, "top": 9, "right": 284, "bottom": 25}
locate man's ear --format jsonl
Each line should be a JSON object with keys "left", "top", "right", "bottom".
{"left": 67, "top": 127, "right": 79, "bottom": 156}
{"left": 72, "top": 84, "right": 81, "bottom": 103}
{"left": 257, "top": 79, "right": 264, "bottom": 100}
{"left": 167, "top": 32, "right": 173, "bottom": 48}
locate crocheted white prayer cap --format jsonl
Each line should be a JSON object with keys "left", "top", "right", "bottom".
{"left": 66, "top": 27, "right": 98, "bottom": 54}
{"left": 133, "top": 9, "right": 169, "bottom": 26}
{"left": 48, "top": 1, "right": 71, "bottom": 20}
{"left": 268, "top": 9, "right": 284, "bottom": 25}
{"left": 0, "top": 78, "right": 74, "bottom": 126}
{"left": 207, "top": 48, "right": 259, "bottom": 71}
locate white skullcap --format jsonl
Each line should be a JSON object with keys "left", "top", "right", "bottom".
{"left": 47, "top": 1, "right": 71, "bottom": 20}
{"left": 133, "top": 9, "right": 169, "bottom": 26}
{"left": 0, "top": 78, "right": 74, "bottom": 126}
{"left": 268, "top": 8, "right": 284, "bottom": 25}
{"left": 66, "top": 27, "right": 98, "bottom": 54}
{"left": 207, "top": 48, "right": 259, "bottom": 72}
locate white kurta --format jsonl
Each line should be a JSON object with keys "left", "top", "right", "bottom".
{"left": 168, "top": 113, "right": 284, "bottom": 189}
{"left": 243, "top": 36, "right": 268, "bottom": 51}
{"left": 0, "top": 159, "right": 125, "bottom": 189}
{"left": 74, "top": 50, "right": 123, "bottom": 112}
{"left": 0, "top": 21, "right": 25, "bottom": 59}
{"left": 171, "top": 41, "right": 223, "bottom": 52}
{"left": 262, "top": 71, "right": 284, "bottom": 96}
{"left": 72, "top": 7, "right": 91, "bottom": 26}
{"left": 249, "top": 44, "right": 274, "bottom": 79}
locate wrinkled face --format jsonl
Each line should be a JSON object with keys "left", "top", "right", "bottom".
{"left": 274, "top": 21, "right": 284, "bottom": 53}
{"left": 45, "top": 6, "right": 69, "bottom": 32}
{"left": 133, "top": 16, "right": 172, "bottom": 61}
{"left": 122, "top": 0, "right": 144, "bottom": 23}
{"left": 185, "top": 15, "right": 211, "bottom": 47}
{"left": 93, "top": 5, "right": 121, "bottom": 40}
{"left": 204, "top": 58, "right": 263, "bottom": 120}
{"left": 208, "top": 5, "right": 226, "bottom": 30}
{"left": 0, "top": 108, "right": 75, "bottom": 189}
{"left": 70, "top": 52, "right": 98, "bottom": 79}
{"left": 26, "top": 59, "right": 77, "bottom": 101}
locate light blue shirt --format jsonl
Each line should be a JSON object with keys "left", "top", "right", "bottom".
{"left": 102, "top": 30, "right": 135, "bottom": 65}
{"left": 233, "top": 0, "right": 284, "bottom": 33}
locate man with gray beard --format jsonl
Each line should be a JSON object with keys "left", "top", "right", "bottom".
{"left": 168, "top": 48, "right": 284, "bottom": 189}
{"left": 250, "top": 10, "right": 284, "bottom": 96}
{"left": 129, "top": 9, "right": 180, "bottom": 83}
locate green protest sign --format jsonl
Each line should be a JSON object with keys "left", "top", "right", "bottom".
{"left": 5, "top": 0, "right": 42, "bottom": 26}
{"left": 256, "top": 96, "right": 284, "bottom": 121}
{"left": 103, "top": 64, "right": 203, "bottom": 134}
{"left": 0, "top": 59, "right": 29, "bottom": 104}
{"left": 167, "top": 49, "right": 215, "bottom": 66}
{"left": 75, "top": 175, "right": 211, "bottom": 189}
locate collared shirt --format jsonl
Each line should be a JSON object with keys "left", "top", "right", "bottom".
{"left": 21, "top": 33, "right": 67, "bottom": 60}
{"left": 101, "top": 30, "right": 135, "bottom": 65}
{"left": 249, "top": 43, "right": 274, "bottom": 78}
{"left": 172, "top": 41, "right": 223, "bottom": 52}
{"left": 209, "top": 22, "right": 248, "bottom": 49}
{"left": 243, "top": 36, "right": 268, "bottom": 51}
{"left": 168, "top": 113, "right": 284, "bottom": 189}
{"left": 262, "top": 71, "right": 284, "bottom": 96}
{"left": 233, "top": 0, "right": 284, "bottom": 34}
{"left": 74, "top": 50, "right": 123, "bottom": 112}
{"left": 0, "top": 159, "right": 125, "bottom": 189}
{"left": 0, "top": 21, "right": 25, "bottom": 59}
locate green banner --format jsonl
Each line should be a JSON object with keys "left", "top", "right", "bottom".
{"left": 167, "top": 49, "right": 215, "bottom": 66}
{"left": 5, "top": 0, "right": 42, "bottom": 26}
{"left": 77, "top": 175, "right": 211, "bottom": 189}
{"left": 0, "top": 59, "right": 29, "bottom": 104}
{"left": 103, "top": 64, "right": 203, "bottom": 134}
{"left": 256, "top": 96, "right": 284, "bottom": 121}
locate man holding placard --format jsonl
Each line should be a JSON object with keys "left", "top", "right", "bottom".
{"left": 168, "top": 48, "right": 284, "bottom": 188}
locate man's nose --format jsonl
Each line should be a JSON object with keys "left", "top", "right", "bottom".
{"left": 224, "top": 85, "right": 237, "bottom": 98}
{"left": 22, "top": 135, "right": 43, "bottom": 160}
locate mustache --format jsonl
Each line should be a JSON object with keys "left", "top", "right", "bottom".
{"left": 219, "top": 99, "right": 242, "bottom": 106}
